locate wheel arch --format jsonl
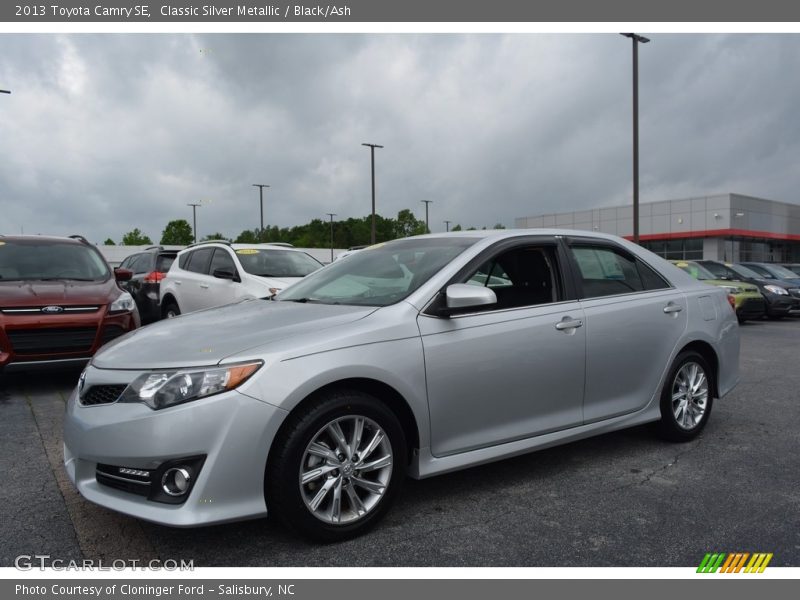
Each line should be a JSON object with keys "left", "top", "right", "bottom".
{"left": 271, "top": 377, "right": 421, "bottom": 465}
{"left": 677, "top": 340, "right": 719, "bottom": 398}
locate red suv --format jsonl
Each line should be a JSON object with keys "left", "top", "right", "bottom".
{"left": 0, "top": 235, "right": 140, "bottom": 373}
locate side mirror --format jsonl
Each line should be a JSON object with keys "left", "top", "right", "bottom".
{"left": 213, "top": 268, "right": 238, "bottom": 281}
{"left": 439, "top": 283, "right": 497, "bottom": 317}
{"left": 114, "top": 268, "right": 133, "bottom": 282}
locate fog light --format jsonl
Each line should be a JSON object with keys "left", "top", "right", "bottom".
{"left": 161, "top": 467, "right": 192, "bottom": 496}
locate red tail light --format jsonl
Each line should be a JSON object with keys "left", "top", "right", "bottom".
{"left": 143, "top": 271, "right": 167, "bottom": 284}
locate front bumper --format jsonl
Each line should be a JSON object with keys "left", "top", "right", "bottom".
{"left": 734, "top": 295, "right": 766, "bottom": 319}
{"left": 63, "top": 369, "right": 287, "bottom": 527}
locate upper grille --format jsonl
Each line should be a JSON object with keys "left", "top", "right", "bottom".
{"left": 80, "top": 384, "right": 127, "bottom": 406}
{"left": 7, "top": 327, "right": 97, "bottom": 355}
{"left": 0, "top": 305, "right": 100, "bottom": 314}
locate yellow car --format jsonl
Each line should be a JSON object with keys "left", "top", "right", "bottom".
{"left": 672, "top": 260, "right": 765, "bottom": 322}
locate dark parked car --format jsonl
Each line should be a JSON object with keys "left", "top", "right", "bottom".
{"left": 117, "top": 247, "right": 177, "bottom": 324}
{"left": 0, "top": 235, "right": 139, "bottom": 373}
{"left": 780, "top": 263, "right": 800, "bottom": 276}
{"left": 739, "top": 262, "right": 800, "bottom": 310}
{"left": 698, "top": 260, "right": 800, "bottom": 318}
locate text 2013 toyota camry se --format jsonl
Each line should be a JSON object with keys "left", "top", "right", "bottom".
{"left": 63, "top": 230, "right": 739, "bottom": 541}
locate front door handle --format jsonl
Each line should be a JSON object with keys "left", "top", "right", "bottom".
{"left": 200, "top": 283, "right": 210, "bottom": 289}
{"left": 663, "top": 303, "right": 683, "bottom": 314}
{"left": 555, "top": 318, "right": 583, "bottom": 331}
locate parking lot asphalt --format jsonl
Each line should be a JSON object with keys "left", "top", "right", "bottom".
{"left": 1, "top": 319, "right": 799, "bottom": 568}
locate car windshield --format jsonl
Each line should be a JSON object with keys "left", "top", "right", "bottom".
{"left": 0, "top": 240, "right": 110, "bottom": 282}
{"left": 763, "top": 264, "right": 800, "bottom": 279}
{"left": 675, "top": 261, "right": 716, "bottom": 281}
{"left": 234, "top": 248, "right": 323, "bottom": 278}
{"left": 728, "top": 264, "right": 761, "bottom": 279}
{"left": 700, "top": 262, "right": 730, "bottom": 279}
{"left": 278, "top": 237, "right": 478, "bottom": 306}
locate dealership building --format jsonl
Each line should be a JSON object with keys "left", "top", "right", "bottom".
{"left": 515, "top": 193, "right": 800, "bottom": 263}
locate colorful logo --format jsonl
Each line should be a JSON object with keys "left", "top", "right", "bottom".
{"left": 697, "top": 552, "right": 773, "bottom": 573}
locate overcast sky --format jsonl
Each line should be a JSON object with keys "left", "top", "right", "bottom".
{"left": 1, "top": 33, "right": 799, "bottom": 243}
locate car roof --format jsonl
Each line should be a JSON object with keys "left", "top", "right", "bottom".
{"left": 0, "top": 234, "right": 87, "bottom": 245}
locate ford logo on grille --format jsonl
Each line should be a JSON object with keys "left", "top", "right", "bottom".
{"left": 41, "top": 306, "right": 64, "bottom": 313}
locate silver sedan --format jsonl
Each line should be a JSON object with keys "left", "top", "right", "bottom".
{"left": 63, "top": 230, "right": 739, "bottom": 540}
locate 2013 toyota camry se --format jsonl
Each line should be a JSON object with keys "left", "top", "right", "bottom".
{"left": 63, "top": 230, "right": 739, "bottom": 541}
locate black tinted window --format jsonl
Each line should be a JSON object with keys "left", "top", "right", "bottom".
{"left": 209, "top": 249, "right": 236, "bottom": 275}
{"left": 130, "top": 254, "right": 153, "bottom": 274}
{"left": 185, "top": 248, "right": 214, "bottom": 274}
{"left": 636, "top": 260, "right": 670, "bottom": 291}
{"left": 156, "top": 254, "right": 176, "bottom": 273}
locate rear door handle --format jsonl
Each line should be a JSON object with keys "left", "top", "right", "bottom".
{"left": 555, "top": 318, "right": 583, "bottom": 331}
{"left": 663, "top": 303, "right": 683, "bottom": 314}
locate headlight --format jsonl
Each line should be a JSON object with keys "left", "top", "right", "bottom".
{"left": 764, "top": 285, "right": 789, "bottom": 296}
{"left": 120, "top": 361, "right": 262, "bottom": 410}
{"left": 109, "top": 292, "right": 136, "bottom": 313}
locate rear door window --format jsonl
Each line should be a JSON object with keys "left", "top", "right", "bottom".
{"left": 184, "top": 248, "right": 214, "bottom": 274}
{"left": 570, "top": 246, "right": 668, "bottom": 298}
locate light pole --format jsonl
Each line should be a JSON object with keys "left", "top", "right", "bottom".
{"left": 187, "top": 203, "right": 201, "bottom": 244}
{"left": 252, "top": 184, "right": 269, "bottom": 240}
{"left": 621, "top": 33, "right": 650, "bottom": 245}
{"left": 421, "top": 200, "right": 433, "bottom": 234}
{"left": 362, "top": 143, "right": 383, "bottom": 244}
{"left": 326, "top": 213, "right": 337, "bottom": 263}
{"left": 444, "top": 220, "right": 451, "bottom": 232}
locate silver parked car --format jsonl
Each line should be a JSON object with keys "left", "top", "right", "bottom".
{"left": 63, "top": 230, "right": 739, "bottom": 540}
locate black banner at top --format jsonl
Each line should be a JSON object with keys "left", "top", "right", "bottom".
{"left": 4, "top": 0, "right": 800, "bottom": 22}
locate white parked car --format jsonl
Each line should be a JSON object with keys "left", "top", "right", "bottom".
{"left": 159, "top": 242, "right": 322, "bottom": 317}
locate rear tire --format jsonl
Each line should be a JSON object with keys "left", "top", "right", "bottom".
{"left": 265, "top": 390, "right": 407, "bottom": 542}
{"left": 162, "top": 302, "right": 180, "bottom": 319}
{"left": 655, "top": 351, "right": 714, "bottom": 442}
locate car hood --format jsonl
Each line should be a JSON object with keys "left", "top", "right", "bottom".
{"left": 0, "top": 279, "right": 118, "bottom": 307}
{"left": 92, "top": 299, "right": 377, "bottom": 370}
{"left": 704, "top": 279, "right": 760, "bottom": 293}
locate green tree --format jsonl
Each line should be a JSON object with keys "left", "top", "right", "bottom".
{"left": 121, "top": 228, "right": 152, "bottom": 245}
{"left": 394, "top": 209, "right": 427, "bottom": 238}
{"left": 493, "top": 223, "right": 506, "bottom": 229}
{"left": 235, "top": 229, "right": 260, "bottom": 244}
{"left": 103, "top": 238, "right": 116, "bottom": 245}
{"left": 451, "top": 224, "right": 463, "bottom": 231}
{"left": 160, "top": 219, "right": 194, "bottom": 245}
{"left": 202, "top": 232, "right": 229, "bottom": 241}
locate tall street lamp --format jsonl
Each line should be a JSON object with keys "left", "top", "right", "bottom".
{"left": 444, "top": 220, "right": 451, "bottom": 232}
{"left": 421, "top": 200, "right": 433, "bottom": 234}
{"left": 187, "top": 203, "right": 201, "bottom": 244}
{"left": 362, "top": 143, "right": 383, "bottom": 244}
{"left": 326, "top": 213, "right": 337, "bottom": 263}
{"left": 252, "top": 184, "right": 269, "bottom": 239}
{"left": 621, "top": 32, "right": 650, "bottom": 245}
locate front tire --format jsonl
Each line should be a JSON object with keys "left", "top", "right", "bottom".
{"left": 266, "top": 390, "right": 407, "bottom": 542}
{"left": 655, "top": 351, "right": 714, "bottom": 442}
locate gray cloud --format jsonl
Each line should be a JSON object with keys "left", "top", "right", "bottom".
{"left": 1, "top": 33, "right": 799, "bottom": 243}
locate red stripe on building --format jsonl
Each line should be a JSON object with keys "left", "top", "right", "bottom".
{"left": 623, "top": 228, "right": 800, "bottom": 242}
